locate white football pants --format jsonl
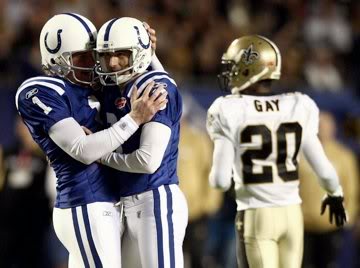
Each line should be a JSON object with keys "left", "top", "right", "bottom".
{"left": 53, "top": 202, "right": 123, "bottom": 268}
{"left": 120, "top": 184, "right": 188, "bottom": 268}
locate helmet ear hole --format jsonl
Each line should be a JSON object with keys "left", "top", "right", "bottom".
{"left": 50, "top": 58, "right": 56, "bottom": 64}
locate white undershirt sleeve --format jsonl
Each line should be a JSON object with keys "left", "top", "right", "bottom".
{"left": 302, "top": 134, "right": 341, "bottom": 194}
{"left": 49, "top": 114, "right": 138, "bottom": 165}
{"left": 209, "top": 137, "right": 235, "bottom": 191}
{"left": 150, "top": 54, "right": 164, "bottom": 71}
{"left": 100, "top": 122, "right": 171, "bottom": 173}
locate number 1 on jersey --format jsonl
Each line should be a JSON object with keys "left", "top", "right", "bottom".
{"left": 32, "top": 96, "right": 52, "bottom": 115}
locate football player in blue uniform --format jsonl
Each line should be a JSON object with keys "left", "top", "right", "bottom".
{"left": 95, "top": 17, "right": 188, "bottom": 267}
{"left": 15, "top": 13, "right": 167, "bottom": 268}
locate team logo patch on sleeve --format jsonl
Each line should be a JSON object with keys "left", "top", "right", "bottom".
{"left": 207, "top": 113, "right": 215, "bottom": 126}
{"left": 25, "top": 88, "right": 39, "bottom": 99}
{"left": 115, "top": 97, "right": 127, "bottom": 109}
{"left": 150, "top": 82, "right": 167, "bottom": 95}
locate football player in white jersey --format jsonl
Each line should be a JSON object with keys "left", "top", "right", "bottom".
{"left": 16, "top": 13, "right": 167, "bottom": 268}
{"left": 206, "top": 35, "right": 347, "bottom": 268}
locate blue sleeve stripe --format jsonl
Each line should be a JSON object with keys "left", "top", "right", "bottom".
{"left": 126, "top": 71, "right": 177, "bottom": 98}
{"left": 138, "top": 71, "right": 176, "bottom": 87}
{"left": 62, "top": 13, "right": 95, "bottom": 43}
{"left": 20, "top": 79, "right": 65, "bottom": 91}
{"left": 16, "top": 81, "right": 65, "bottom": 110}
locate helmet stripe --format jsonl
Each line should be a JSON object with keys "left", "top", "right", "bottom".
{"left": 104, "top": 18, "right": 119, "bottom": 42}
{"left": 258, "top": 35, "right": 281, "bottom": 73}
{"left": 62, "top": 13, "right": 95, "bottom": 43}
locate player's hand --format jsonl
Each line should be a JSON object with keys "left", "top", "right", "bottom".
{"left": 129, "top": 81, "right": 168, "bottom": 125}
{"left": 320, "top": 194, "right": 347, "bottom": 227}
{"left": 143, "top": 22, "right": 156, "bottom": 54}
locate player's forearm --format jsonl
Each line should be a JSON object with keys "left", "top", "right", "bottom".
{"left": 302, "top": 135, "right": 341, "bottom": 194}
{"left": 101, "top": 122, "right": 171, "bottom": 173}
{"left": 209, "top": 138, "right": 234, "bottom": 191}
{"left": 101, "top": 148, "right": 157, "bottom": 173}
{"left": 49, "top": 114, "right": 138, "bottom": 165}
{"left": 150, "top": 54, "right": 164, "bottom": 71}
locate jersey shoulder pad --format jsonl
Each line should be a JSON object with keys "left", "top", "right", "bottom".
{"left": 208, "top": 96, "right": 225, "bottom": 114}
{"left": 16, "top": 76, "right": 66, "bottom": 110}
{"left": 299, "top": 93, "right": 319, "bottom": 114}
{"left": 206, "top": 97, "right": 228, "bottom": 140}
{"left": 281, "top": 91, "right": 302, "bottom": 97}
{"left": 299, "top": 94, "right": 320, "bottom": 137}
{"left": 127, "top": 70, "right": 177, "bottom": 98}
{"left": 16, "top": 76, "right": 71, "bottom": 132}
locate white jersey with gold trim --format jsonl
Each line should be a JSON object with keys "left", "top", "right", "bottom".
{"left": 207, "top": 92, "right": 319, "bottom": 210}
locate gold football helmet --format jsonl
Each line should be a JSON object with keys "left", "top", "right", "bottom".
{"left": 218, "top": 35, "right": 281, "bottom": 94}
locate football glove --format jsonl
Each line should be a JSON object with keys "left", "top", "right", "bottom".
{"left": 320, "top": 189, "right": 347, "bottom": 227}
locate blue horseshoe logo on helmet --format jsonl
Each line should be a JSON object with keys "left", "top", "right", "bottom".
{"left": 44, "top": 29, "right": 63, "bottom": 54}
{"left": 133, "top": 26, "right": 150, "bottom": 49}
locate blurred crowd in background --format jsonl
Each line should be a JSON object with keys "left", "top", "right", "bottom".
{"left": 0, "top": 0, "right": 359, "bottom": 267}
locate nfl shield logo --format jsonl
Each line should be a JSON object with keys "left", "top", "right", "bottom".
{"left": 115, "top": 97, "right": 127, "bottom": 109}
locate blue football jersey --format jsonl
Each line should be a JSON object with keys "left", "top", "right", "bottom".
{"left": 100, "top": 71, "right": 182, "bottom": 197}
{"left": 16, "top": 76, "right": 117, "bottom": 208}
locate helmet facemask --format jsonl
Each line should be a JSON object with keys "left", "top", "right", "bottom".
{"left": 217, "top": 59, "right": 237, "bottom": 93}
{"left": 95, "top": 46, "right": 145, "bottom": 86}
{"left": 43, "top": 49, "right": 97, "bottom": 86}
{"left": 95, "top": 17, "right": 153, "bottom": 86}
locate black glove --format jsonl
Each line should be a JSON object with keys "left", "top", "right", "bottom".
{"left": 320, "top": 195, "right": 347, "bottom": 227}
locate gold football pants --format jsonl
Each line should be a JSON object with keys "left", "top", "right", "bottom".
{"left": 236, "top": 204, "right": 303, "bottom": 268}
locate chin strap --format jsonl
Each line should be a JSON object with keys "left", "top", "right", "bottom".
{"left": 231, "top": 67, "right": 269, "bottom": 94}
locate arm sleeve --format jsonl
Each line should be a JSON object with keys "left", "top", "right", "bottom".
{"left": 206, "top": 97, "right": 231, "bottom": 141}
{"left": 302, "top": 134, "right": 341, "bottom": 194}
{"left": 209, "top": 137, "right": 234, "bottom": 191}
{"left": 207, "top": 98, "right": 234, "bottom": 190}
{"left": 49, "top": 114, "right": 139, "bottom": 165}
{"left": 100, "top": 122, "right": 171, "bottom": 173}
{"left": 150, "top": 54, "right": 165, "bottom": 71}
{"left": 303, "top": 95, "right": 320, "bottom": 139}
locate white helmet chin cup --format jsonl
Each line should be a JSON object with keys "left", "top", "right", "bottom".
{"left": 39, "top": 13, "right": 97, "bottom": 85}
{"left": 95, "top": 17, "right": 152, "bottom": 86}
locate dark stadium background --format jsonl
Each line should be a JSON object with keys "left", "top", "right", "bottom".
{"left": 0, "top": 0, "right": 359, "bottom": 267}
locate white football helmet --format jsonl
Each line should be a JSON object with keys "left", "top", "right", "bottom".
{"left": 39, "top": 13, "right": 97, "bottom": 85}
{"left": 95, "top": 17, "right": 152, "bottom": 85}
